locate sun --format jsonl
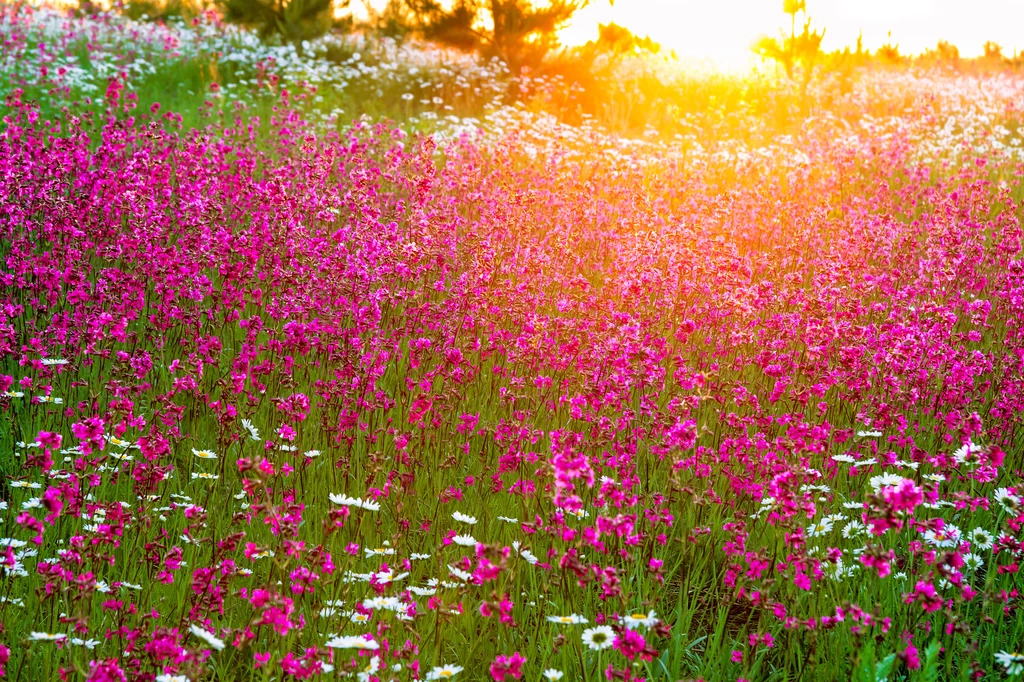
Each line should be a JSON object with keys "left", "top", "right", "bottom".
{"left": 560, "top": 0, "right": 780, "bottom": 70}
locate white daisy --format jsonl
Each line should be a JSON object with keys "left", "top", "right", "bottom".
{"left": 806, "top": 518, "right": 834, "bottom": 537}
{"left": 996, "top": 651, "right": 1024, "bottom": 676}
{"left": 452, "top": 534, "right": 477, "bottom": 547}
{"left": 969, "top": 527, "right": 995, "bottom": 550}
{"left": 962, "top": 553, "right": 984, "bottom": 571}
{"left": 547, "top": 614, "right": 587, "bottom": 625}
{"left": 621, "top": 610, "right": 658, "bottom": 629}
{"left": 922, "top": 524, "right": 962, "bottom": 548}
{"left": 325, "top": 635, "right": 379, "bottom": 650}
{"left": 426, "top": 665, "right": 464, "bottom": 680}
{"left": 842, "top": 520, "right": 868, "bottom": 539}
{"left": 364, "top": 546, "right": 396, "bottom": 557}
{"left": 452, "top": 511, "right": 478, "bottom": 525}
{"left": 869, "top": 473, "right": 905, "bottom": 491}
{"left": 189, "top": 624, "right": 224, "bottom": 651}
{"left": 447, "top": 564, "right": 472, "bottom": 582}
{"left": 581, "top": 625, "right": 616, "bottom": 651}
{"left": 952, "top": 441, "right": 983, "bottom": 464}
{"left": 241, "top": 419, "right": 261, "bottom": 441}
{"left": 994, "top": 487, "right": 1022, "bottom": 513}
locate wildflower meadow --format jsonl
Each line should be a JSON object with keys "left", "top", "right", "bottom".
{"left": 1, "top": 5, "right": 1024, "bottom": 682}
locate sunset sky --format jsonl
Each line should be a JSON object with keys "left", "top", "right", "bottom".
{"left": 561, "top": 0, "right": 1024, "bottom": 68}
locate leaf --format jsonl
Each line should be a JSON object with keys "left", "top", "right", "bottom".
{"left": 875, "top": 653, "right": 897, "bottom": 682}
{"left": 919, "top": 641, "right": 941, "bottom": 682}
{"left": 853, "top": 641, "right": 877, "bottom": 682}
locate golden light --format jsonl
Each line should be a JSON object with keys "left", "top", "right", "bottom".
{"left": 561, "top": 0, "right": 1024, "bottom": 70}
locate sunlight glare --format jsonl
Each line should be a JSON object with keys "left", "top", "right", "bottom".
{"left": 562, "top": 0, "right": 1024, "bottom": 71}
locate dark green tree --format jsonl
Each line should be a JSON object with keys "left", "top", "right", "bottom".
{"left": 402, "top": 0, "right": 603, "bottom": 69}
{"left": 219, "top": 0, "right": 346, "bottom": 41}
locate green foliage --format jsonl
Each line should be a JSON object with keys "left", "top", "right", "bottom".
{"left": 122, "top": 0, "right": 199, "bottom": 21}
{"left": 852, "top": 640, "right": 898, "bottom": 682}
{"left": 218, "top": 0, "right": 344, "bottom": 41}
{"left": 402, "top": 0, "right": 591, "bottom": 69}
{"left": 917, "top": 641, "right": 941, "bottom": 682}
{"left": 361, "top": 0, "right": 418, "bottom": 41}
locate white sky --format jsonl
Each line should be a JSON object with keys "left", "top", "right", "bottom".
{"left": 561, "top": 0, "right": 1024, "bottom": 68}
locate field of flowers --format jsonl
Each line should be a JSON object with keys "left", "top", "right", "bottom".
{"left": 2, "top": 4, "right": 1024, "bottom": 682}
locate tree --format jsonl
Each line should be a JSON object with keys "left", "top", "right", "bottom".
{"left": 753, "top": 0, "right": 824, "bottom": 84}
{"left": 875, "top": 31, "right": 901, "bottom": 65}
{"left": 983, "top": 41, "right": 1004, "bottom": 62}
{"left": 218, "top": 0, "right": 346, "bottom": 41}
{"left": 402, "top": 0, "right": 603, "bottom": 69}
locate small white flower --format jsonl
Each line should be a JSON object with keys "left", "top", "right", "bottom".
{"left": 543, "top": 670, "right": 564, "bottom": 681}
{"left": 189, "top": 624, "right": 224, "bottom": 651}
{"left": 842, "top": 520, "right": 867, "bottom": 539}
{"left": 952, "top": 441, "right": 983, "bottom": 464}
{"left": 806, "top": 518, "right": 834, "bottom": 537}
{"left": 963, "top": 553, "right": 984, "bottom": 571}
{"left": 969, "top": 527, "right": 995, "bottom": 550}
{"left": 995, "top": 487, "right": 1022, "bottom": 513}
{"left": 191, "top": 448, "right": 217, "bottom": 460}
{"left": 156, "top": 674, "right": 190, "bottom": 682}
{"left": 547, "top": 614, "right": 587, "bottom": 625}
{"left": 869, "top": 473, "right": 904, "bottom": 491}
{"left": 447, "top": 564, "right": 472, "bottom": 581}
{"left": 581, "top": 625, "right": 616, "bottom": 650}
{"left": 996, "top": 651, "right": 1024, "bottom": 676}
{"left": 922, "top": 524, "right": 962, "bottom": 548}
{"left": 364, "top": 546, "right": 395, "bottom": 557}
{"left": 426, "top": 665, "right": 464, "bottom": 680}
{"left": 70, "top": 637, "right": 101, "bottom": 649}
{"left": 856, "top": 430, "right": 882, "bottom": 438}
{"left": 326, "top": 635, "right": 379, "bottom": 650}
{"left": 29, "top": 632, "right": 67, "bottom": 641}
{"left": 621, "top": 610, "right": 658, "bottom": 629}
{"left": 452, "top": 534, "right": 477, "bottom": 547}
{"left": 408, "top": 585, "right": 436, "bottom": 596}
{"left": 241, "top": 419, "right": 260, "bottom": 441}
{"left": 452, "top": 511, "right": 477, "bottom": 525}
